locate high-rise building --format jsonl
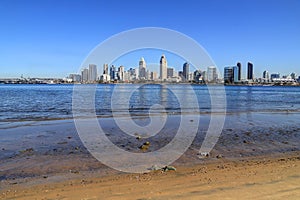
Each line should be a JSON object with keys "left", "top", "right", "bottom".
{"left": 167, "top": 67, "right": 174, "bottom": 78}
{"left": 103, "top": 64, "right": 109, "bottom": 75}
{"left": 160, "top": 54, "right": 167, "bottom": 81}
{"left": 110, "top": 65, "right": 116, "bottom": 80}
{"left": 263, "top": 70, "right": 269, "bottom": 81}
{"left": 202, "top": 71, "right": 207, "bottom": 82}
{"left": 182, "top": 62, "right": 189, "bottom": 81}
{"left": 224, "top": 66, "right": 238, "bottom": 84}
{"left": 233, "top": 66, "right": 239, "bottom": 82}
{"left": 247, "top": 62, "right": 253, "bottom": 80}
{"left": 150, "top": 71, "right": 158, "bottom": 80}
{"left": 81, "top": 68, "right": 89, "bottom": 83}
{"left": 237, "top": 62, "right": 242, "bottom": 81}
{"left": 88, "top": 64, "right": 97, "bottom": 82}
{"left": 139, "top": 57, "right": 146, "bottom": 79}
{"left": 207, "top": 66, "right": 218, "bottom": 83}
{"left": 118, "top": 66, "right": 125, "bottom": 81}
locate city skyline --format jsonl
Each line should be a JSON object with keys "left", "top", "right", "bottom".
{"left": 0, "top": 0, "right": 300, "bottom": 78}
{"left": 70, "top": 54, "right": 298, "bottom": 85}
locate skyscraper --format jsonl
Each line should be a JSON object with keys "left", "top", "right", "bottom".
{"left": 263, "top": 70, "right": 269, "bottom": 81}
{"left": 139, "top": 57, "right": 146, "bottom": 79}
{"left": 247, "top": 62, "right": 253, "bottom": 80}
{"left": 160, "top": 54, "right": 167, "bottom": 81}
{"left": 81, "top": 68, "right": 89, "bottom": 83}
{"left": 110, "top": 65, "right": 116, "bottom": 80}
{"left": 88, "top": 64, "right": 97, "bottom": 82}
{"left": 167, "top": 67, "right": 174, "bottom": 78}
{"left": 103, "top": 64, "right": 109, "bottom": 75}
{"left": 237, "top": 62, "right": 242, "bottom": 81}
{"left": 207, "top": 66, "right": 218, "bottom": 83}
{"left": 183, "top": 62, "right": 189, "bottom": 81}
{"left": 224, "top": 66, "right": 238, "bottom": 84}
{"left": 118, "top": 66, "right": 125, "bottom": 81}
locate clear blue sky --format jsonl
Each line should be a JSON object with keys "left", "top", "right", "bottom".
{"left": 0, "top": 0, "right": 299, "bottom": 78}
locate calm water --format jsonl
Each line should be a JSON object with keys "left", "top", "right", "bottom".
{"left": 0, "top": 84, "right": 300, "bottom": 121}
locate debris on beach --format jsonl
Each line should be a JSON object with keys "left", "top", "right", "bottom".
{"left": 19, "top": 148, "right": 34, "bottom": 154}
{"left": 243, "top": 140, "right": 250, "bottom": 144}
{"left": 69, "top": 170, "right": 79, "bottom": 174}
{"left": 162, "top": 166, "right": 176, "bottom": 172}
{"left": 136, "top": 136, "right": 142, "bottom": 140}
{"left": 216, "top": 154, "right": 223, "bottom": 159}
{"left": 148, "top": 165, "right": 176, "bottom": 172}
{"left": 198, "top": 152, "right": 210, "bottom": 158}
{"left": 74, "top": 146, "right": 80, "bottom": 150}
{"left": 139, "top": 141, "right": 150, "bottom": 151}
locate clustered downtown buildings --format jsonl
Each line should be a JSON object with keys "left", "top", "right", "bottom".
{"left": 67, "top": 54, "right": 299, "bottom": 85}
{"left": 72, "top": 54, "right": 200, "bottom": 84}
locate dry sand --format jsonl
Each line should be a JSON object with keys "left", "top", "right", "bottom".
{"left": 1, "top": 154, "right": 299, "bottom": 200}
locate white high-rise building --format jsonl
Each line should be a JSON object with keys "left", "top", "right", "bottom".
{"left": 139, "top": 57, "right": 146, "bottom": 80}
{"left": 160, "top": 54, "right": 167, "bottom": 81}
{"left": 263, "top": 70, "right": 270, "bottom": 81}
{"left": 118, "top": 66, "right": 125, "bottom": 81}
{"left": 88, "top": 64, "right": 97, "bottom": 82}
{"left": 207, "top": 66, "right": 218, "bottom": 82}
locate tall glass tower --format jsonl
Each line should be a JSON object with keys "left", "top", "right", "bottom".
{"left": 160, "top": 54, "right": 167, "bottom": 81}
{"left": 247, "top": 62, "right": 253, "bottom": 80}
{"left": 139, "top": 57, "right": 146, "bottom": 80}
{"left": 183, "top": 62, "right": 190, "bottom": 81}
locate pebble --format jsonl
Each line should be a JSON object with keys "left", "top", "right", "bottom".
{"left": 216, "top": 154, "right": 223, "bottom": 159}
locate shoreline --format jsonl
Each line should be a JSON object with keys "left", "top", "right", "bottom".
{"left": 1, "top": 112, "right": 300, "bottom": 199}
{"left": 1, "top": 152, "right": 300, "bottom": 199}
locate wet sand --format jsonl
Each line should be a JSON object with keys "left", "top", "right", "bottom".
{"left": 1, "top": 112, "right": 300, "bottom": 199}
{"left": 1, "top": 154, "right": 300, "bottom": 200}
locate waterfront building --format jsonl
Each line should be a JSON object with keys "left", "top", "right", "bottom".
{"left": 151, "top": 71, "right": 158, "bottom": 80}
{"left": 193, "top": 69, "right": 202, "bottom": 83}
{"left": 103, "top": 64, "right": 109, "bottom": 75}
{"left": 291, "top": 72, "right": 297, "bottom": 80}
{"left": 81, "top": 68, "right": 89, "bottom": 83}
{"left": 263, "top": 70, "right": 270, "bottom": 82}
{"left": 100, "top": 74, "right": 110, "bottom": 82}
{"left": 233, "top": 66, "right": 239, "bottom": 83}
{"left": 88, "top": 64, "right": 97, "bottom": 82}
{"left": 202, "top": 71, "right": 207, "bottom": 82}
{"left": 237, "top": 62, "right": 242, "bottom": 81}
{"left": 270, "top": 73, "right": 280, "bottom": 81}
{"left": 189, "top": 72, "right": 194, "bottom": 81}
{"left": 167, "top": 67, "right": 174, "bottom": 78}
{"left": 247, "top": 62, "right": 253, "bottom": 80}
{"left": 207, "top": 66, "right": 218, "bottom": 83}
{"left": 118, "top": 66, "right": 125, "bottom": 81}
{"left": 139, "top": 57, "right": 146, "bottom": 80}
{"left": 182, "top": 62, "right": 189, "bottom": 81}
{"left": 160, "top": 54, "right": 168, "bottom": 81}
{"left": 110, "top": 65, "right": 116, "bottom": 80}
{"left": 224, "top": 66, "right": 239, "bottom": 84}
{"left": 69, "top": 74, "right": 81, "bottom": 82}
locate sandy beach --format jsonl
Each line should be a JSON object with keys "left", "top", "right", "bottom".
{"left": 0, "top": 113, "right": 300, "bottom": 199}
{"left": 1, "top": 153, "right": 300, "bottom": 200}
